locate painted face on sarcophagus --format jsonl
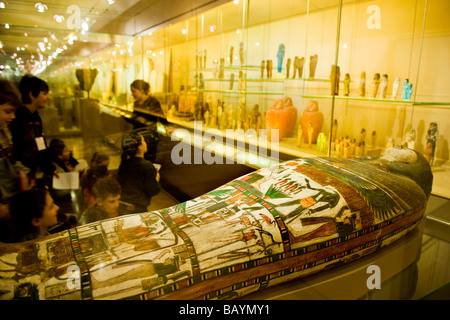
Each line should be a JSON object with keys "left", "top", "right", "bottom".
{"left": 0, "top": 149, "right": 432, "bottom": 300}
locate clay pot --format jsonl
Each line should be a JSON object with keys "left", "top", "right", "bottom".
{"left": 300, "top": 100, "right": 323, "bottom": 144}
{"left": 266, "top": 99, "right": 287, "bottom": 142}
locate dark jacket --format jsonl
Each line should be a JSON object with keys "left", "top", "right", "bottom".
{"left": 117, "top": 157, "right": 160, "bottom": 213}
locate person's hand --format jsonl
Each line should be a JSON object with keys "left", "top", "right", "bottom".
{"left": 53, "top": 170, "right": 61, "bottom": 178}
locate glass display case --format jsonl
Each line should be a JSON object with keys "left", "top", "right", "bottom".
{"left": 41, "top": 0, "right": 450, "bottom": 198}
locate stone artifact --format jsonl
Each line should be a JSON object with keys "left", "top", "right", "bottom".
{"left": 343, "top": 73, "right": 351, "bottom": 96}
{"left": 277, "top": 43, "right": 285, "bottom": 73}
{"left": 359, "top": 71, "right": 366, "bottom": 97}
{"left": 330, "top": 65, "right": 340, "bottom": 95}
{"left": 309, "top": 54, "right": 318, "bottom": 78}
{"left": 229, "top": 73, "right": 234, "bottom": 90}
{"left": 300, "top": 100, "right": 323, "bottom": 144}
{"left": 0, "top": 147, "right": 432, "bottom": 300}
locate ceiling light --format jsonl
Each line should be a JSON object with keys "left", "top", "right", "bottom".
{"left": 0, "top": 2, "right": 6, "bottom": 9}
{"left": 181, "top": 28, "right": 187, "bottom": 35}
{"left": 35, "top": 3, "right": 48, "bottom": 13}
{"left": 53, "top": 15, "right": 64, "bottom": 23}
{"left": 4, "top": 23, "right": 9, "bottom": 29}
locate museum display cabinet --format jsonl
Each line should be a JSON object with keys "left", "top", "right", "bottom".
{"left": 41, "top": 0, "right": 450, "bottom": 198}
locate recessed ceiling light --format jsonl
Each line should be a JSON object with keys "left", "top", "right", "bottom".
{"left": 0, "top": 2, "right": 6, "bottom": 9}
{"left": 35, "top": 3, "right": 48, "bottom": 13}
{"left": 53, "top": 14, "right": 64, "bottom": 23}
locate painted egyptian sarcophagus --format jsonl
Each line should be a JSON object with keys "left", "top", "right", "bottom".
{"left": 0, "top": 147, "right": 432, "bottom": 300}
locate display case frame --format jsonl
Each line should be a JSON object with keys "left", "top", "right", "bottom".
{"left": 42, "top": 0, "right": 450, "bottom": 198}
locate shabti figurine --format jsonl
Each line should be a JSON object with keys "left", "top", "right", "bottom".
{"left": 229, "top": 46, "right": 234, "bottom": 66}
{"left": 331, "top": 119, "right": 338, "bottom": 143}
{"left": 266, "top": 60, "right": 273, "bottom": 78}
{"left": 277, "top": 43, "right": 285, "bottom": 73}
{"left": 239, "top": 42, "right": 245, "bottom": 65}
{"left": 371, "top": 73, "right": 380, "bottom": 98}
{"left": 286, "top": 58, "right": 291, "bottom": 78}
{"left": 203, "top": 49, "right": 207, "bottom": 68}
{"left": 293, "top": 56, "right": 305, "bottom": 79}
{"left": 229, "top": 73, "right": 234, "bottom": 90}
{"left": 261, "top": 60, "right": 265, "bottom": 79}
{"left": 219, "top": 58, "right": 225, "bottom": 79}
{"left": 359, "top": 71, "right": 366, "bottom": 97}
{"left": 309, "top": 54, "right": 318, "bottom": 78}
{"left": 317, "top": 132, "right": 327, "bottom": 152}
{"left": 247, "top": 104, "right": 262, "bottom": 134}
{"left": 379, "top": 74, "right": 388, "bottom": 98}
{"left": 343, "top": 73, "right": 351, "bottom": 96}
{"left": 330, "top": 65, "right": 340, "bottom": 95}
{"left": 401, "top": 79, "right": 413, "bottom": 100}
{"left": 424, "top": 122, "right": 438, "bottom": 165}
{"left": 371, "top": 131, "right": 377, "bottom": 148}
{"left": 402, "top": 129, "right": 416, "bottom": 149}
{"left": 392, "top": 77, "right": 400, "bottom": 99}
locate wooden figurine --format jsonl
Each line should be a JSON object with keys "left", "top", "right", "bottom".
{"left": 317, "top": 132, "right": 327, "bottom": 152}
{"left": 247, "top": 104, "right": 262, "bottom": 134}
{"left": 266, "top": 60, "right": 273, "bottom": 78}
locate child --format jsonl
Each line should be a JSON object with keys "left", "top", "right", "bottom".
{"left": 0, "top": 80, "right": 31, "bottom": 242}
{"left": 9, "top": 188, "right": 59, "bottom": 242}
{"left": 9, "top": 75, "right": 49, "bottom": 175}
{"left": 78, "top": 176, "right": 121, "bottom": 225}
{"left": 80, "top": 151, "right": 111, "bottom": 209}
{"left": 117, "top": 131, "right": 160, "bottom": 214}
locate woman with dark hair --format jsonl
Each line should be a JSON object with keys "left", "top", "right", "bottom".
{"left": 126, "top": 79, "right": 169, "bottom": 162}
{"left": 9, "top": 188, "right": 59, "bottom": 242}
{"left": 116, "top": 131, "right": 160, "bottom": 214}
